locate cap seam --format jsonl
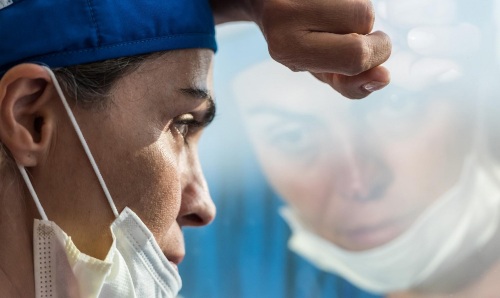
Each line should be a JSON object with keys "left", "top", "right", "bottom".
{"left": 32, "top": 32, "right": 216, "bottom": 60}
{"left": 86, "top": 0, "right": 101, "bottom": 45}
{"left": 0, "top": 32, "right": 216, "bottom": 76}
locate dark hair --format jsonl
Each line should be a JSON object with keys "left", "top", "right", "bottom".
{"left": 53, "top": 52, "right": 163, "bottom": 109}
{"left": 0, "top": 52, "right": 164, "bottom": 170}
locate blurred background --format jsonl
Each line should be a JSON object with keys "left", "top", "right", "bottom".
{"left": 179, "top": 1, "right": 500, "bottom": 297}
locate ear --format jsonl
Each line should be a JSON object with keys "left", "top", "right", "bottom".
{"left": 0, "top": 64, "right": 57, "bottom": 167}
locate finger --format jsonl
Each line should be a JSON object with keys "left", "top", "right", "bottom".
{"left": 312, "top": 65, "right": 391, "bottom": 99}
{"left": 263, "top": 0, "right": 376, "bottom": 35}
{"left": 407, "top": 23, "right": 481, "bottom": 57}
{"left": 270, "top": 30, "right": 391, "bottom": 76}
{"left": 297, "top": 0, "right": 376, "bottom": 34}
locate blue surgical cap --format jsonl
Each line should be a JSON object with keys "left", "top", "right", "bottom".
{"left": 0, "top": 0, "right": 217, "bottom": 74}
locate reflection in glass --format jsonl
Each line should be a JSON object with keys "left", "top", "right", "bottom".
{"left": 181, "top": 1, "right": 500, "bottom": 297}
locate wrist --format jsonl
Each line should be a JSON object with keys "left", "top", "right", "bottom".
{"left": 210, "top": 0, "right": 263, "bottom": 25}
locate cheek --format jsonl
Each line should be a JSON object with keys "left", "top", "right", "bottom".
{"left": 382, "top": 102, "right": 471, "bottom": 203}
{"left": 102, "top": 133, "right": 182, "bottom": 244}
{"left": 137, "top": 142, "right": 182, "bottom": 240}
{"left": 255, "top": 142, "right": 332, "bottom": 220}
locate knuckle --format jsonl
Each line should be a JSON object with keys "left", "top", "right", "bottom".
{"left": 287, "top": 64, "right": 304, "bottom": 72}
{"left": 269, "top": 50, "right": 302, "bottom": 72}
{"left": 321, "top": 74, "right": 368, "bottom": 100}
{"left": 382, "top": 33, "right": 393, "bottom": 56}
{"left": 267, "top": 34, "right": 304, "bottom": 72}
{"left": 335, "top": 76, "right": 365, "bottom": 100}
{"left": 351, "top": 0, "right": 375, "bottom": 33}
{"left": 343, "top": 34, "right": 372, "bottom": 75}
{"left": 267, "top": 39, "right": 288, "bottom": 63}
{"left": 341, "top": 88, "right": 366, "bottom": 100}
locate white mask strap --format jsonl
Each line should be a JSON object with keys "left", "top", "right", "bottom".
{"left": 16, "top": 66, "right": 119, "bottom": 220}
{"left": 17, "top": 165, "right": 48, "bottom": 220}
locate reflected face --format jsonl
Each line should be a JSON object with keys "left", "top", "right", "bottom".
{"left": 235, "top": 60, "right": 474, "bottom": 251}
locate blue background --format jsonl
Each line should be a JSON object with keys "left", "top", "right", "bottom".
{"left": 178, "top": 23, "right": 381, "bottom": 298}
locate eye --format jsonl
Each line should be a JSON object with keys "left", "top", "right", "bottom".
{"left": 379, "top": 95, "right": 419, "bottom": 119}
{"left": 176, "top": 123, "right": 189, "bottom": 138}
{"left": 173, "top": 114, "right": 202, "bottom": 141}
{"left": 263, "top": 121, "right": 322, "bottom": 159}
{"left": 362, "top": 93, "right": 427, "bottom": 138}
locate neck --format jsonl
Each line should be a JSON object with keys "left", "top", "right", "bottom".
{"left": 0, "top": 168, "right": 37, "bottom": 297}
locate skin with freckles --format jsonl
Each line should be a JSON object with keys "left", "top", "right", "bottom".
{"left": 0, "top": 49, "right": 216, "bottom": 296}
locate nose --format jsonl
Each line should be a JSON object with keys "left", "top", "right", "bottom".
{"left": 330, "top": 131, "right": 392, "bottom": 202}
{"left": 177, "top": 150, "right": 216, "bottom": 227}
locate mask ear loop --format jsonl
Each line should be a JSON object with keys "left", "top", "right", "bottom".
{"left": 44, "top": 66, "right": 119, "bottom": 218}
{"left": 17, "top": 66, "right": 120, "bottom": 220}
{"left": 17, "top": 166, "right": 48, "bottom": 220}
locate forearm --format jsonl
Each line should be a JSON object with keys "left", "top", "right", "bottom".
{"left": 210, "top": 0, "right": 262, "bottom": 24}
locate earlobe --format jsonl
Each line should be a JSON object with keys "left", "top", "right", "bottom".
{"left": 0, "top": 64, "right": 56, "bottom": 167}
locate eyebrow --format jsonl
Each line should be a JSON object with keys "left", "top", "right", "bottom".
{"left": 247, "top": 106, "right": 326, "bottom": 127}
{"left": 179, "top": 87, "right": 216, "bottom": 126}
{"left": 248, "top": 106, "right": 308, "bottom": 119}
{"left": 180, "top": 87, "right": 212, "bottom": 101}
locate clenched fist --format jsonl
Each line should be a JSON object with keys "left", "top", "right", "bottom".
{"left": 211, "top": 0, "right": 392, "bottom": 99}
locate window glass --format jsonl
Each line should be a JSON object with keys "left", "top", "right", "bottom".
{"left": 180, "top": 2, "right": 500, "bottom": 297}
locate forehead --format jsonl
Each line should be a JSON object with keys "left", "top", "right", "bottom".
{"left": 107, "top": 49, "right": 214, "bottom": 117}
{"left": 234, "top": 60, "right": 345, "bottom": 115}
{"left": 233, "top": 59, "right": 472, "bottom": 119}
{"left": 136, "top": 49, "right": 214, "bottom": 86}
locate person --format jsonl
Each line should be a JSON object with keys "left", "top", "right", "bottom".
{"left": 0, "top": 0, "right": 391, "bottom": 297}
{"left": 232, "top": 1, "right": 500, "bottom": 297}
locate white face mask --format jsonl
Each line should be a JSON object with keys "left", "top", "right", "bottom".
{"left": 19, "top": 66, "right": 182, "bottom": 298}
{"left": 281, "top": 156, "right": 500, "bottom": 294}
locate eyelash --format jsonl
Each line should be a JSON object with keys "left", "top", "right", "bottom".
{"left": 174, "top": 116, "right": 203, "bottom": 143}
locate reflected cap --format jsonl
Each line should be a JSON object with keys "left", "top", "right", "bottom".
{"left": 0, "top": 0, "right": 217, "bottom": 74}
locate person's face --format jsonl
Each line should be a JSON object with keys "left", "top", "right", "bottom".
{"left": 41, "top": 49, "right": 216, "bottom": 264}
{"left": 236, "top": 60, "right": 474, "bottom": 251}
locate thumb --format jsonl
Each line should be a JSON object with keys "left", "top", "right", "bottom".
{"left": 312, "top": 65, "right": 391, "bottom": 99}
